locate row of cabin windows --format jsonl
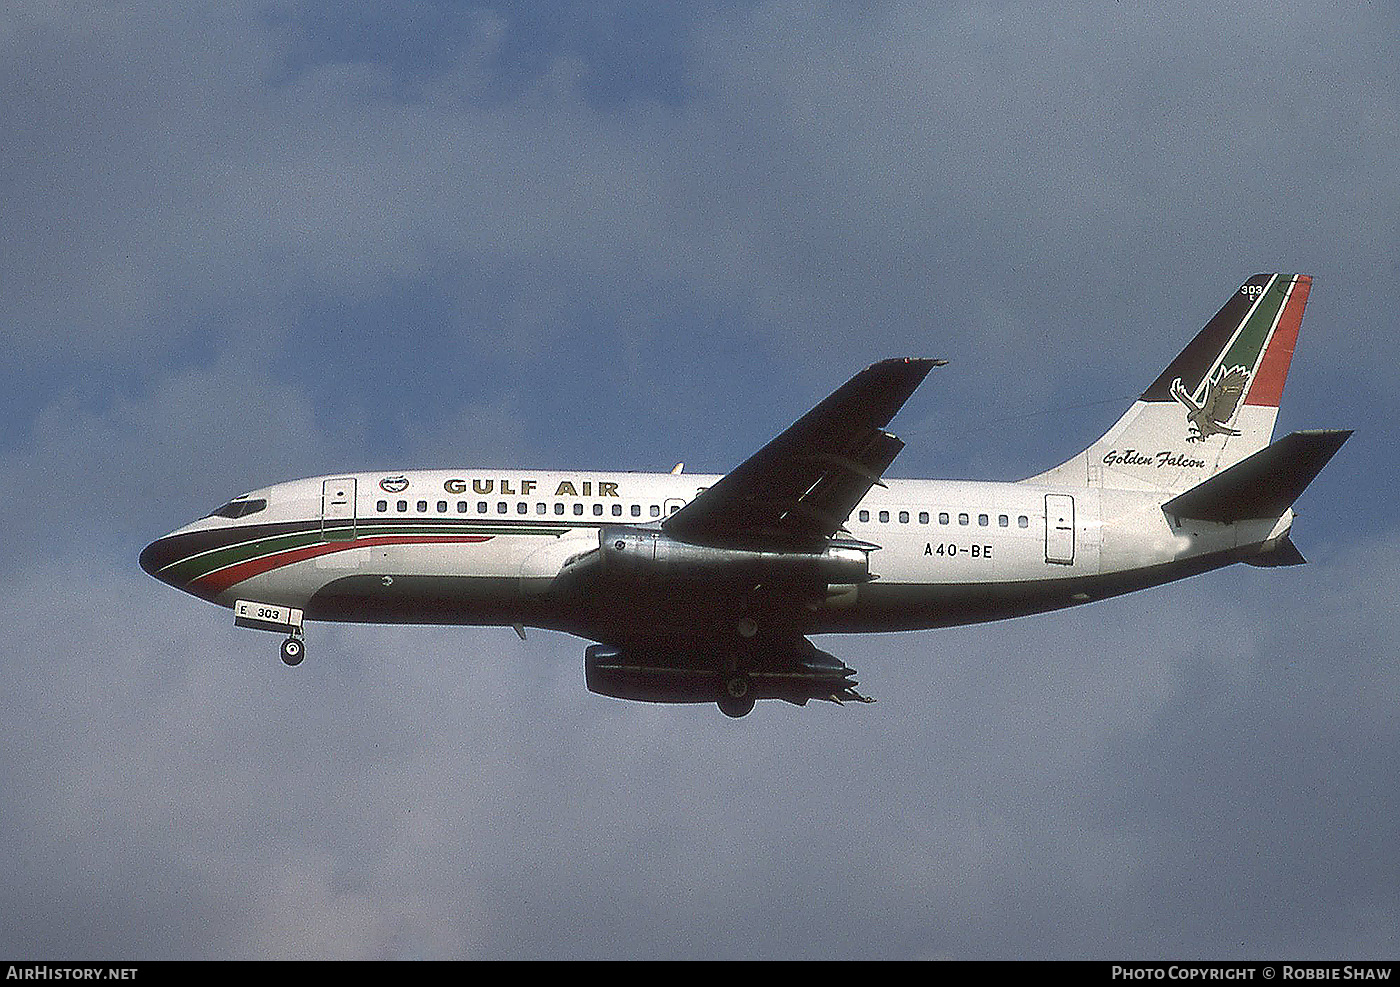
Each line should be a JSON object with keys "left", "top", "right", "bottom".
{"left": 858, "top": 509, "right": 1030, "bottom": 529}
{"left": 370, "top": 497, "right": 1029, "bottom": 528}
{"left": 375, "top": 499, "right": 672, "bottom": 518}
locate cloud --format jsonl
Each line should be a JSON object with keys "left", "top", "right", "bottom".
{"left": 7, "top": 2, "right": 1398, "bottom": 406}
{"left": 0, "top": 348, "right": 342, "bottom": 570}
{"left": 0, "top": 0, "right": 1394, "bottom": 959}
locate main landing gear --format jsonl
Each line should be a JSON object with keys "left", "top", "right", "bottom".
{"left": 717, "top": 672, "right": 756, "bottom": 718}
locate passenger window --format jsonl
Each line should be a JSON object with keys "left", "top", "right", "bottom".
{"left": 517, "top": 502, "right": 528, "bottom": 515}
{"left": 999, "top": 515, "right": 1008, "bottom": 527}
{"left": 650, "top": 505, "right": 660, "bottom": 517}
{"left": 899, "top": 511, "right": 910, "bottom": 523}
{"left": 555, "top": 502, "right": 565, "bottom": 515}
{"left": 535, "top": 503, "right": 546, "bottom": 515}
{"left": 458, "top": 501, "right": 468, "bottom": 513}
{"left": 593, "top": 504, "right": 603, "bottom": 516}
{"left": 1018, "top": 515, "right": 1029, "bottom": 528}
{"left": 612, "top": 504, "right": 623, "bottom": 516}
{"left": 417, "top": 500, "right": 428, "bottom": 512}
{"left": 939, "top": 512, "right": 949, "bottom": 525}
{"left": 879, "top": 510, "right": 889, "bottom": 523}
{"left": 497, "top": 502, "right": 508, "bottom": 514}
{"left": 437, "top": 500, "right": 448, "bottom": 513}
{"left": 958, "top": 513, "right": 969, "bottom": 525}
{"left": 631, "top": 504, "right": 641, "bottom": 517}
{"left": 978, "top": 514, "right": 988, "bottom": 526}
{"left": 919, "top": 512, "right": 929, "bottom": 524}
{"left": 574, "top": 503, "right": 584, "bottom": 516}
{"left": 376, "top": 500, "right": 387, "bottom": 513}
{"left": 397, "top": 500, "right": 408, "bottom": 512}
{"left": 859, "top": 510, "right": 870, "bottom": 522}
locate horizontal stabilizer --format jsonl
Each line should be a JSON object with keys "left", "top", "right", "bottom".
{"left": 1244, "top": 534, "right": 1307, "bottom": 567}
{"left": 1162, "top": 429, "right": 1352, "bottom": 523}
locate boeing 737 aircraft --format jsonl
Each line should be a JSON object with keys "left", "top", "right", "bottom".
{"left": 141, "top": 274, "right": 1349, "bottom": 716}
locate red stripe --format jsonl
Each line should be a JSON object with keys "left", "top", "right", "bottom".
{"left": 193, "top": 534, "right": 492, "bottom": 595}
{"left": 1245, "top": 274, "right": 1310, "bottom": 407}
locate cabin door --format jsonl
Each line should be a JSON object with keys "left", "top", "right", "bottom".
{"left": 321, "top": 478, "right": 357, "bottom": 542}
{"left": 1044, "top": 493, "right": 1075, "bottom": 565}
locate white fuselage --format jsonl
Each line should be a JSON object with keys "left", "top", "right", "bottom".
{"left": 148, "top": 468, "right": 1288, "bottom": 641}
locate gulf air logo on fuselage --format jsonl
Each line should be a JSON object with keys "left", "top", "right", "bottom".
{"left": 443, "top": 477, "right": 622, "bottom": 497}
{"left": 379, "top": 475, "right": 409, "bottom": 493}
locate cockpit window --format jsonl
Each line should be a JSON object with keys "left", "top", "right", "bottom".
{"left": 207, "top": 497, "right": 268, "bottom": 519}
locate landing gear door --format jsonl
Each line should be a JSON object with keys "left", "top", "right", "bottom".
{"left": 321, "top": 477, "right": 356, "bottom": 542}
{"left": 1045, "top": 493, "right": 1075, "bottom": 565}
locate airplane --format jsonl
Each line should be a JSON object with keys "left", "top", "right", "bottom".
{"left": 141, "top": 273, "right": 1350, "bottom": 717}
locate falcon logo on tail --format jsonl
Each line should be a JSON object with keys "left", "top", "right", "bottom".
{"left": 1171, "top": 366, "right": 1249, "bottom": 443}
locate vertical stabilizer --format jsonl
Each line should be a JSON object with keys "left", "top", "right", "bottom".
{"left": 1028, "top": 274, "right": 1313, "bottom": 493}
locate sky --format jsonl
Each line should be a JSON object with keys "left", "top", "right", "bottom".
{"left": 1, "top": 0, "right": 1396, "bottom": 959}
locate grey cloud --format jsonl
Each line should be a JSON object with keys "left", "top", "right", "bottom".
{"left": 0, "top": 0, "right": 1394, "bottom": 959}
{"left": 0, "top": 350, "right": 338, "bottom": 567}
{"left": 7, "top": 1, "right": 1398, "bottom": 396}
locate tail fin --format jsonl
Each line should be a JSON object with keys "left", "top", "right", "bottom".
{"left": 1028, "top": 273, "right": 1314, "bottom": 493}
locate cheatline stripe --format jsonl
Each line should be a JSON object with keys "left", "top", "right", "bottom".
{"left": 160, "top": 518, "right": 574, "bottom": 583}
{"left": 189, "top": 533, "right": 497, "bottom": 595}
{"left": 161, "top": 527, "right": 331, "bottom": 581}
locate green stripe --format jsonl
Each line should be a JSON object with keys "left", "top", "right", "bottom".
{"left": 1217, "top": 274, "right": 1287, "bottom": 380}
{"left": 162, "top": 529, "right": 324, "bottom": 583}
{"left": 322, "top": 521, "right": 572, "bottom": 538}
{"left": 165, "top": 520, "right": 574, "bottom": 582}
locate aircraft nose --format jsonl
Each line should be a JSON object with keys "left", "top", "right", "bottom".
{"left": 139, "top": 534, "right": 181, "bottom": 583}
{"left": 141, "top": 528, "right": 226, "bottom": 603}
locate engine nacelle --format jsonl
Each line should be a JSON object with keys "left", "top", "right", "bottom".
{"left": 585, "top": 646, "right": 726, "bottom": 705}
{"left": 584, "top": 643, "right": 870, "bottom": 714}
{"left": 596, "top": 526, "right": 872, "bottom": 584}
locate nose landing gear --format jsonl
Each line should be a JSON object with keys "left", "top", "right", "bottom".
{"left": 280, "top": 634, "right": 305, "bottom": 666}
{"left": 234, "top": 600, "right": 308, "bottom": 667}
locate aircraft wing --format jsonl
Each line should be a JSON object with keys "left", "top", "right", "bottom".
{"left": 663, "top": 357, "right": 943, "bottom": 550}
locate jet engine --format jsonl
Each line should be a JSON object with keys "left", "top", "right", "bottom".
{"left": 596, "top": 526, "right": 873, "bottom": 585}
{"left": 583, "top": 641, "right": 872, "bottom": 717}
